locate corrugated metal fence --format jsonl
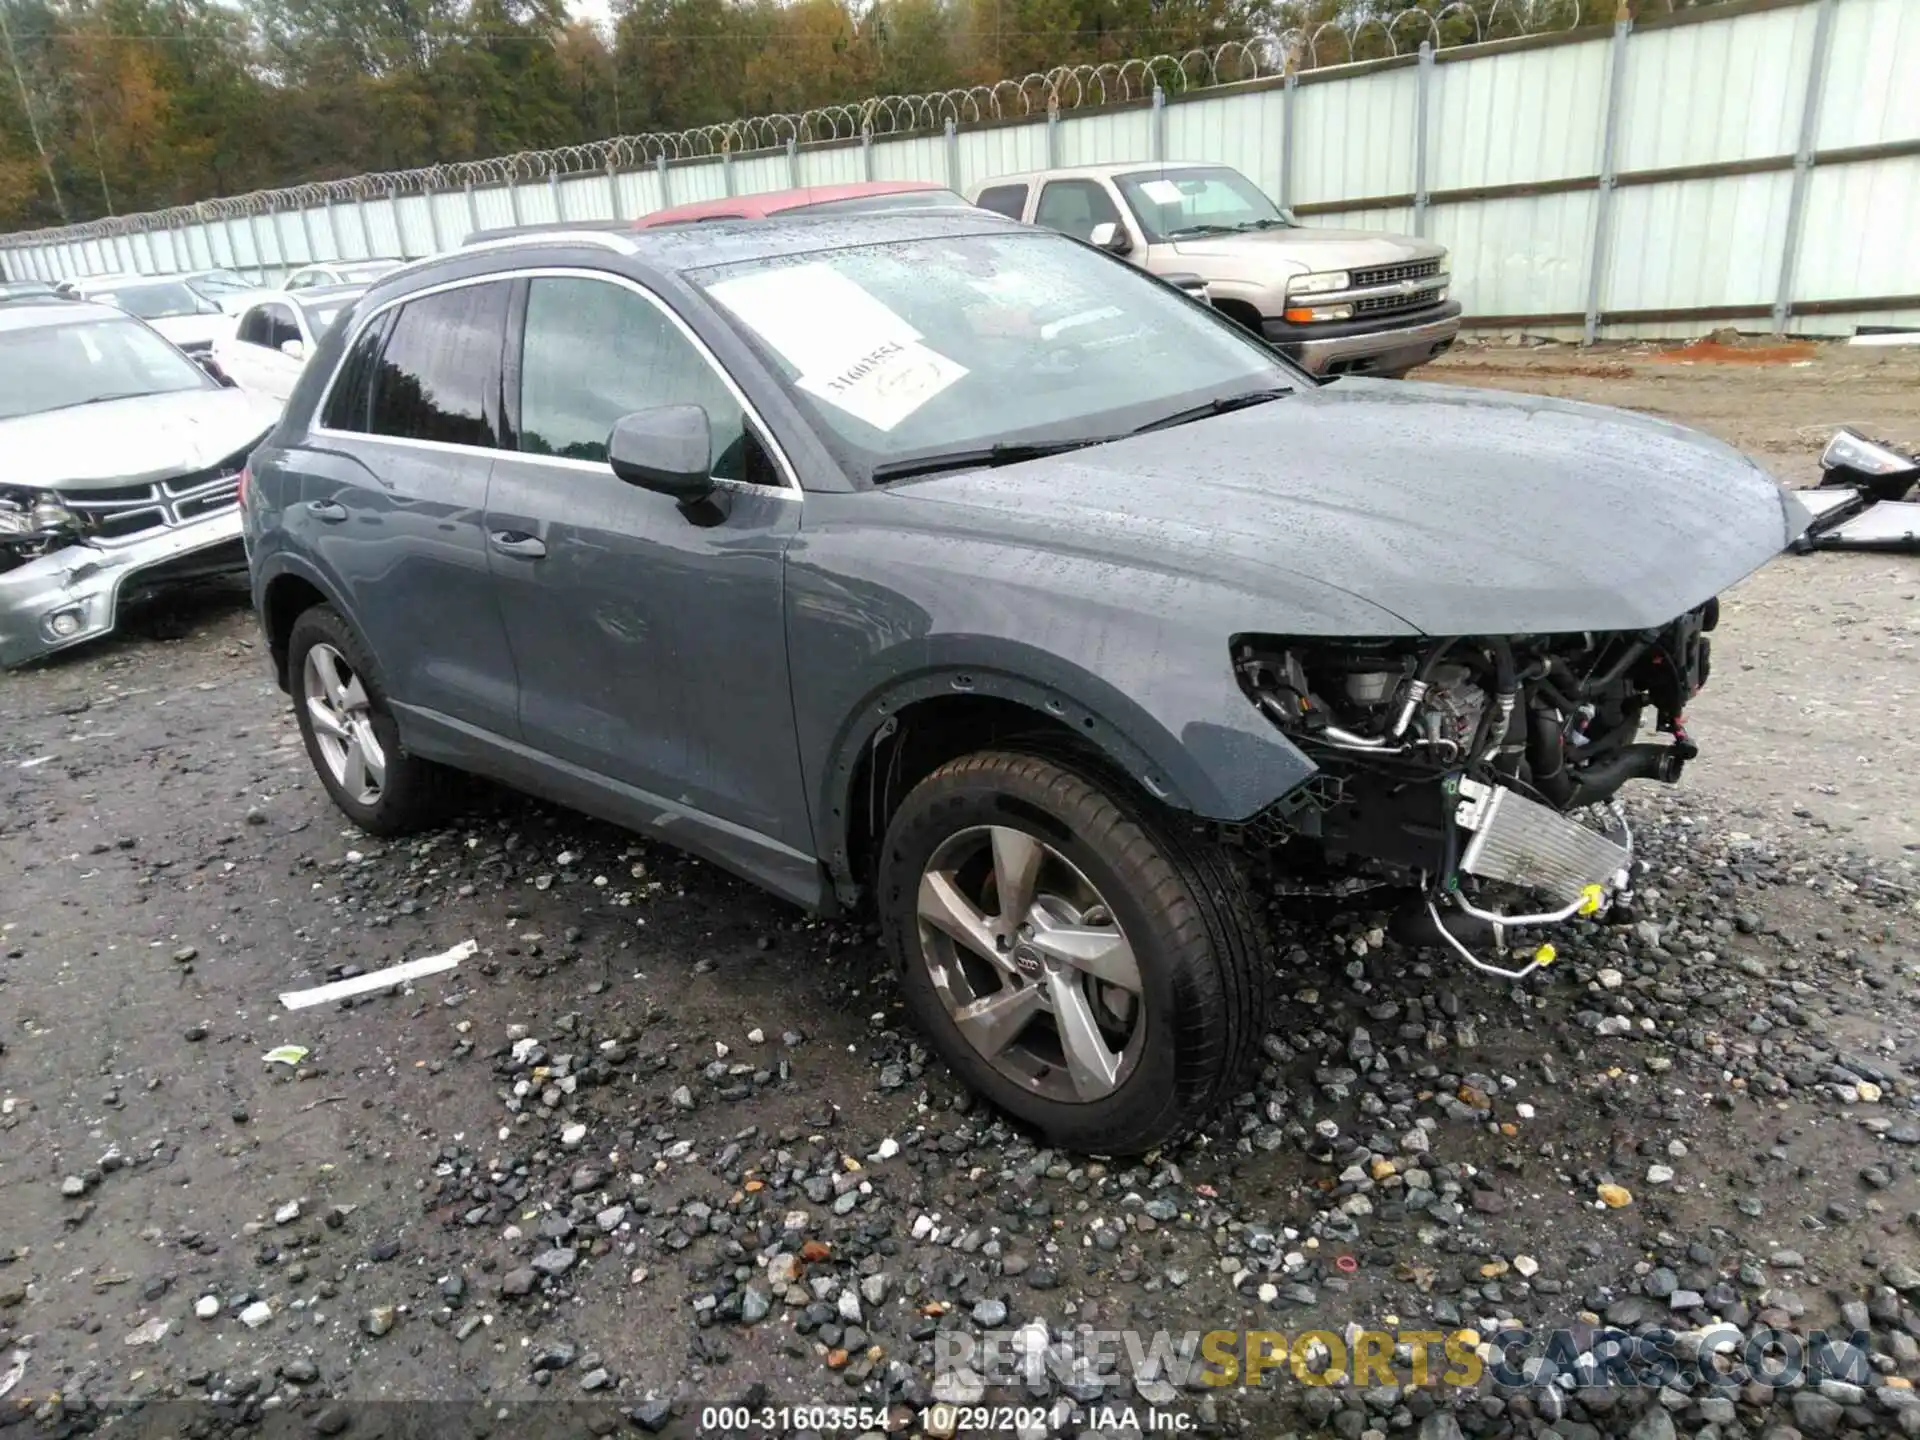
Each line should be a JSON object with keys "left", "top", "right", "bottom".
{"left": 3, "top": 0, "right": 1916, "bottom": 339}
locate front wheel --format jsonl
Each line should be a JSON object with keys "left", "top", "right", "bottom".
{"left": 876, "top": 751, "right": 1269, "bottom": 1153}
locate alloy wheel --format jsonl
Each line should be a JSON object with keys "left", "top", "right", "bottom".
{"left": 302, "top": 642, "right": 387, "bottom": 807}
{"left": 916, "top": 825, "right": 1145, "bottom": 1104}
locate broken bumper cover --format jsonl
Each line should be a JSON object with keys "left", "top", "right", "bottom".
{"left": 0, "top": 509, "right": 245, "bottom": 667}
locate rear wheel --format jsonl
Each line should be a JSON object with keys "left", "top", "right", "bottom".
{"left": 288, "top": 605, "right": 453, "bottom": 835}
{"left": 877, "top": 751, "right": 1268, "bottom": 1154}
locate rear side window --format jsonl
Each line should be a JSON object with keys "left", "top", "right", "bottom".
{"left": 974, "top": 184, "right": 1028, "bottom": 220}
{"left": 263, "top": 304, "right": 302, "bottom": 350}
{"left": 367, "top": 282, "right": 509, "bottom": 448}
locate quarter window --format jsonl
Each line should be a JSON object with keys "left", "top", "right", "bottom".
{"left": 516, "top": 276, "right": 756, "bottom": 482}
{"left": 367, "top": 282, "right": 509, "bottom": 448}
{"left": 1033, "top": 180, "right": 1123, "bottom": 243}
{"left": 320, "top": 319, "right": 386, "bottom": 432}
{"left": 974, "top": 184, "right": 1028, "bottom": 220}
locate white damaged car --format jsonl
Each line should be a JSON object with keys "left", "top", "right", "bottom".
{"left": 0, "top": 299, "right": 277, "bottom": 666}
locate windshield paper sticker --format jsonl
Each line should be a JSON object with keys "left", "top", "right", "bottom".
{"left": 1138, "top": 179, "right": 1186, "bottom": 205}
{"left": 710, "top": 263, "right": 965, "bottom": 430}
{"left": 796, "top": 339, "right": 967, "bottom": 432}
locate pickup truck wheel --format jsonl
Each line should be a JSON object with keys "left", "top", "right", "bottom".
{"left": 288, "top": 605, "right": 453, "bottom": 836}
{"left": 877, "top": 751, "right": 1268, "bottom": 1154}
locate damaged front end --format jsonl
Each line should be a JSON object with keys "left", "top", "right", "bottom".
{"left": 0, "top": 468, "right": 249, "bottom": 667}
{"left": 1234, "top": 606, "right": 1716, "bottom": 978}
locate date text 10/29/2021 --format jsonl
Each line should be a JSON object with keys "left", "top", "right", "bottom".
{"left": 698, "top": 1404, "right": 1196, "bottom": 1433}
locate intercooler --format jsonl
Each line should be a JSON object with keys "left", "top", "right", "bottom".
{"left": 1453, "top": 778, "right": 1630, "bottom": 900}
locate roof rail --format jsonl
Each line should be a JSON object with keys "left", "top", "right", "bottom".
{"left": 387, "top": 228, "right": 639, "bottom": 280}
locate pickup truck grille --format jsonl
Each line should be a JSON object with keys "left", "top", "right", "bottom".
{"left": 1350, "top": 258, "right": 1441, "bottom": 290}
{"left": 59, "top": 465, "right": 243, "bottom": 544}
{"left": 1354, "top": 284, "right": 1449, "bottom": 317}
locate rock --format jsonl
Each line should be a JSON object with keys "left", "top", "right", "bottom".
{"left": 501, "top": 1267, "right": 538, "bottom": 1297}
{"left": 1884, "top": 1262, "right": 1920, "bottom": 1292}
{"left": 195, "top": 1295, "right": 220, "bottom": 1319}
{"left": 311, "top": 1405, "right": 352, "bottom": 1436}
{"left": 670, "top": 1086, "right": 695, "bottom": 1110}
{"left": 580, "top": 1368, "right": 611, "bottom": 1391}
{"left": 861, "top": 1273, "right": 890, "bottom": 1307}
{"left": 362, "top": 1305, "right": 396, "bottom": 1337}
{"left": 275, "top": 1200, "right": 302, "bottom": 1225}
{"left": 124, "top": 1317, "right": 170, "bottom": 1346}
{"left": 973, "top": 1298, "right": 1008, "bottom": 1326}
{"left": 1627, "top": 1409, "right": 1676, "bottom": 1440}
{"left": 630, "top": 1398, "right": 674, "bottom": 1432}
{"left": 836, "top": 1289, "right": 862, "bottom": 1323}
{"left": 741, "top": 1286, "right": 771, "bottom": 1324}
{"left": 240, "top": 1300, "right": 273, "bottom": 1329}
{"left": 1512, "top": 1255, "right": 1539, "bottom": 1278}
{"left": 532, "top": 1248, "right": 578, "bottom": 1277}
{"left": 560, "top": 1123, "right": 587, "bottom": 1148}
{"left": 1597, "top": 1184, "right": 1633, "bottom": 1208}
{"left": 1791, "top": 1390, "right": 1843, "bottom": 1436}
{"left": 1645, "top": 1165, "right": 1674, "bottom": 1186}
{"left": 60, "top": 1175, "right": 87, "bottom": 1197}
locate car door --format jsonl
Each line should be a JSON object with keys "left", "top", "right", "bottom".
{"left": 483, "top": 269, "right": 812, "bottom": 862}
{"left": 300, "top": 278, "right": 523, "bottom": 742}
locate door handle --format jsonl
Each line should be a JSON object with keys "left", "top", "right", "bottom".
{"left": 306, "top": 500, "right": 347, "bottom": 523}
{"left": 490, "top": 530, "right": 547, "bottom": 559}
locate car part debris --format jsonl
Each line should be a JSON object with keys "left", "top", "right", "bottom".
{"left": 1819, "top": 427, "right": 1920, "bottom": 503}
{"left": 1795, "top": 429, "right": 1920, "bottom": 553}
{"left": 279, "top": 939, "right": 476, "bottom": 1010}
{"left": 262, "top": 1044, "right": 310, "bottom": 1066}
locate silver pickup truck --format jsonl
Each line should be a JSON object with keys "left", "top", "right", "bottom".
{"left": 966, "top": 162, "right": 1461, "bottom": 378}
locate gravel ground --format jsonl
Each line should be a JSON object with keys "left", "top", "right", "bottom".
{"left": 1, "top": 344, "right": 1917, "bottom": 1440}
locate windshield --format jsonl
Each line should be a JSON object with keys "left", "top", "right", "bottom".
{"left": 0, "top": 316, "right": 212, "bottom": 420}
{"left": 94, "top": 281, "right": 218, "bottom": 319}
{"left": 696, "top": 231, "right": 1292, "bottom": 481}
{"left": 189, "top": 270, "right": 252, "bottom": 295}
{"left": 1115, "top": 167, "right": 1293, "bottom": 242}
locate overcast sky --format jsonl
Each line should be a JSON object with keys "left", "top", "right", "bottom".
{"left": 566, "top": 0, "right": 615, "bottom": 26}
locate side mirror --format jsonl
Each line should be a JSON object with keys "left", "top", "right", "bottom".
{"left": 279, "top": 338, "right": 306, "bottom": 361}
{"left": 1088, "top": 221, "right": 1132, "bottom": 255}
{"left": 609, "top": 405, "right": 715, "bottom": 504}
{"left": 1820, "top": 427, "right": 1920, "bottom": 503}
{"left": 193, "top": 353, "right": 236, "bottom": 387}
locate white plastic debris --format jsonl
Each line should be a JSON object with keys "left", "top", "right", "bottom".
{"left": 279, "top": 940, "right": 476, "bottom": 1010}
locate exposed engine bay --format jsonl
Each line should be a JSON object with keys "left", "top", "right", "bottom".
{"left": 0, "top": 486, "right": 91, "bottom": 574}
{"left": 1234, "top": 602, "right": 1717, "bottom": 977}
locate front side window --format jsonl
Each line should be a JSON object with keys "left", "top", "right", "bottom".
{"left": 974, "top": 184, "right": 1029, "bottom": 220}
{"left": 366, "top": 282, "right": 509, "bottom": 447}
{"left": 237, "top": 305, "right": 274, "bottom": 347}
{"left": 263, "top": 304, "right": 302, "bottom": 351}
{"left": 286, "top": 270, "right": 323, "bottom": 291}
{"left": 1032, "top": 180, "right": 1122, "bottom": 243}
{"left": 0, "top": 316, "right": 211, "bottom": 420}
{"left": 698, "top": 230, "right": 1291, "bottom": 482}
{"left": 1114, "top": 166, "right": 1292, "bottom": 242}
{"left": 516, "top": 276, "right": 751, "bottom": 481}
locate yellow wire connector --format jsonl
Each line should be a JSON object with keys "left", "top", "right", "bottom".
{"left": 1533, "top": 944, "right": 1557, "bottom": 967}
{"left": 1578, "top": 884, "right": 1606, "bottom": 916}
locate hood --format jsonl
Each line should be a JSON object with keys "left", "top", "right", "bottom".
{"left": 1169, "top": 226, "right": 1443, "bottom": 272}
{"left": 148, "top": 312, "right": 235, "bottom": 347}
{"left": 887, "top": 379, "right": 1806, "bottom": 636}
{"left": 1, "top": 386, "right": 278, "bottom": 492}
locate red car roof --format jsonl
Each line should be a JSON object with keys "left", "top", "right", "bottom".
{"left": 633, "top": 181, "right": 949, "bottom": 228}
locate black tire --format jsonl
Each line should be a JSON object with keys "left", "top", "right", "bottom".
{"left": 876, "top": 750, "right": 1269, "bottom": 1154}
{"left": 287, "top": 604, "right": 454, "bottom": 836}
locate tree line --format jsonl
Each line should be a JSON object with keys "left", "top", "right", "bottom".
{"left": 1, "top": 0, "right": 1659, "bottom": 235}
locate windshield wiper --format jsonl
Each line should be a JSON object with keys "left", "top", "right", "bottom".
{"left": 36, "top": 391, "right": 156, "bottom": 414}
{"left": 1166, "top": 223, "right": 1239, "bottom": 238}
{"left": 1233, "top": 217, "right": 1292, "bottom": 230}
{"left": 1133, "top": 387, "right": 1291, "bottom": 435}
{"left": 870, "top": 437, "right": 1118, "bottom": 484}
